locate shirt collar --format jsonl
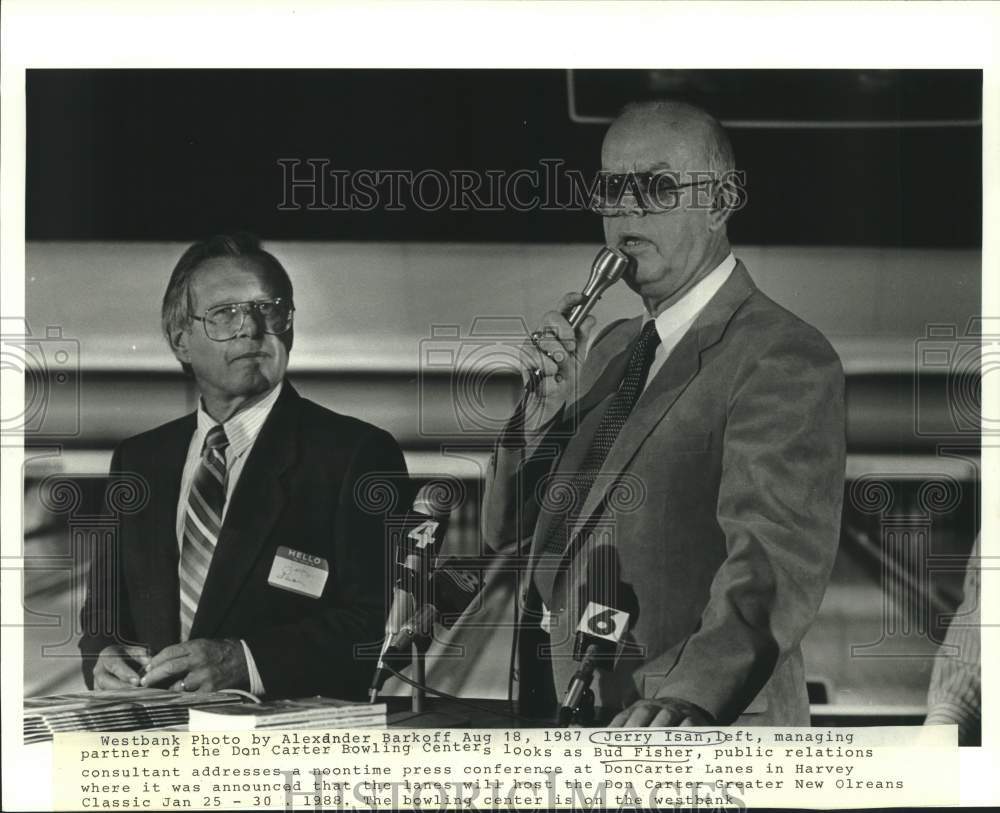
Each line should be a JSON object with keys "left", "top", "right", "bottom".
{"left": 644, "top": 252, "right": 736, "bottom": 341}
{"left": 195, "top": 381, "right": 284, "bottom": 460}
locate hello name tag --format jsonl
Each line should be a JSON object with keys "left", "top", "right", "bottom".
{"left": 267, "top": 546, "right": 329, "bottom": 599}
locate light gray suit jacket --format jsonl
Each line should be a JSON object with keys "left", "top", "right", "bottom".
{"left": 483, "top": 263, "right": 846, "bottom": 725}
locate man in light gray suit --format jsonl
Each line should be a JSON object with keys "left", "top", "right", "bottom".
{"left": 483, "top": 100, "right": 845, "bottom": 726}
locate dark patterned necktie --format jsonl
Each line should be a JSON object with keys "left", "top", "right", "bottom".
{"left": 540, "top": 320, "right": 662, "bottom": 557}
{"left": 179, "top": 424, "right": 229, "bottom": 640}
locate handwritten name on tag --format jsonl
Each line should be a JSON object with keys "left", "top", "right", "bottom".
{"left": 267, "top": 546, "right": 329, "bottom": 599}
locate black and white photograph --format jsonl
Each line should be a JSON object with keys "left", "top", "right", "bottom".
{"left": 2, "top": 3, "right": 997, "bottom": 812}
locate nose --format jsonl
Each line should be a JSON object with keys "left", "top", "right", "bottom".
{"left": 616, "top": 194, "right": 647, "bottom": 218}
{"left": 602, "top": 200, "right": 646, "bottom": 219}
{"left": 235, "top": 305, "right": 265, "bottom": 339}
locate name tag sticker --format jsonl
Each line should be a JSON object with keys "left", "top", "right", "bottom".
{"left": 267, "top": 546, "right": 329, "bottom": 599}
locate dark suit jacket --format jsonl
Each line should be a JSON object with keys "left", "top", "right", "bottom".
{"left": 483, "top": 263, "right": 846, "bottom": 725}
{"left": 79, "top": 383, "right": 408, "bottom": 700}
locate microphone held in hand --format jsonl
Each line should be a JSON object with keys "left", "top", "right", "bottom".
{"left": 526, "top": 246, "right": 632, "bottom": 396}
{"left": 565, "top": 246, "right": 633, "bottom": 328}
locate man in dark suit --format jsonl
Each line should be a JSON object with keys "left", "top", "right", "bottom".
{"left": 79, "top": 233, "right": 406, "bottom": 699}
{"left": 483, "top": 101, "right": 845, "bottom": 726}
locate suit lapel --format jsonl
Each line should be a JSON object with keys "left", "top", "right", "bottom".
{"left": 138, "top": 415, "right": 192, "bottom": 649}
{"left": 189, "top": 384, "right": 300, "bottom": 639}
{"left": 525, "top": 324, "right": 636, "bottom": 575}
{"left": 564, "top": 263, "right": 758, "bottom": 551}
{"left": 566, "top": 330, "right": 702, "bottom": 542}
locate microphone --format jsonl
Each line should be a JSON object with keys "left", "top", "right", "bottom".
{"left": 565, "top": 246, "right": 632, "bottom": 328}
{"left": 525, "top": 246, "right": 632, "bottom": 396}
{"left": 368, "top": 560, "right": 482, "bottom": 698}
{"left": 384, "top": 559, "right": 483, "bottom": 652}
{"left": 558, "top": 600, "right": 631, "bottom": 726}
{"left": 369, "top": 483, "right": 451, "bottom": 702}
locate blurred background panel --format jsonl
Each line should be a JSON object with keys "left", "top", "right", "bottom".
{"left": 26, "top": 69, "right": 981, "bottom": 247}
{"left": 20, "top": 70, "right": 982, "bottom": 722}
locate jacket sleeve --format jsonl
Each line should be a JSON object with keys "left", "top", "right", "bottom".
{"left": 481, "top": 417, "right": 566, "bottom": 557}
{"left": 242, "top": 427, "right": 408, "bottom": 700}
{"left": 652, "top": 329, "right": 846, "bottom": 723}
{"left": 481, "top": 318, "right": 627, "bottom": 556}
{"left": 78, "top": 445, "right": 139, "bottom": 688}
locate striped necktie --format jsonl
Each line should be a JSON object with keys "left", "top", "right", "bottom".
{"left": 540, "top": 320, "right": 662, "bottom": 559}
{"left": 179, "top": 424, "right": 229, "bottom": 641}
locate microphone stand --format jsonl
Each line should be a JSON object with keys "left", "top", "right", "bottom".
{"left": 391, "top": 627, "right": 468, "bottom": 728}
{"left": 558, "top": 644, "right": 598, "bottom": 727}
{"left": 411, "top": 640, "right": 426, "bottom": 713}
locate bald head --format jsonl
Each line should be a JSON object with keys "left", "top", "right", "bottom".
{"left": 604, "top": 100, "right": 735, "bottom": 179}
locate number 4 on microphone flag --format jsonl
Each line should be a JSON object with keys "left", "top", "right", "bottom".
{"left": 408, "top": 519, "right": 440, "bottom": 549}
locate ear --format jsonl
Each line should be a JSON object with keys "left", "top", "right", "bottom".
{"left": 170, "top": 325, "right": 192, "bottom": 365}
{"left": 707, "top": 185, "right": 734, "bottom": 232}
{"left": 707, "top": 170, "right": 746, "bottom": 232}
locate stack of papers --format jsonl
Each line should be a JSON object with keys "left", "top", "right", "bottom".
{"left": 24, "top": 689, "right": 241, "bottom": 744}
{"left": 189, "top": 696, "right": 388, "bottom": 730}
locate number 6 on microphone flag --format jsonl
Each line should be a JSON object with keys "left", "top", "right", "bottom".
{"left": 574, "top": 601, "right": 630, "bottom": 664}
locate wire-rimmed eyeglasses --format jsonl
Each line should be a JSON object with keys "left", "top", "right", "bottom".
{"left": 192, "top": 298, "right": 294, "bottom": 342}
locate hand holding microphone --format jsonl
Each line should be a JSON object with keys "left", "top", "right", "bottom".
{"left": 519, "top": 292, "right": 593, "bottom": 425}
{"left": 519, "top": 247, "right": 632, "bottom": 432}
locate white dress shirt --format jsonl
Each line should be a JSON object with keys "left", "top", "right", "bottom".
{"left": 175, "top": 380, "right": 283, "bottom": 696}
{"left": 642, "top": 252, "right": 736, "bottom": 391}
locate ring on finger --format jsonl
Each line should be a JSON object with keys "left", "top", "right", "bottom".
{"left": 532, "top": 334, "right": 563, "bottom": 364}
{"left": 529, "top": 327, "right": 559, "bottom": 349}
{"left": 524, "top": 367, "right": 545, "bottom": 396}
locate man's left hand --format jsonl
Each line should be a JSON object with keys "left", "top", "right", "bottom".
{"left": 609, "top": 697, "right": 712, "bottom": 727}
{"left": 140, "top": 638, "right": 249, "bottom": 693}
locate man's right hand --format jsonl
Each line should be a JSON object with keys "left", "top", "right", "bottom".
{"left": 93, "top": 644, "right": 151, "bottom": 690}
{"left": 519, "top": 292, "right": 596, "bottom": 432}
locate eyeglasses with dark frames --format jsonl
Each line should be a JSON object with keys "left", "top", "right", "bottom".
{"left": 590, "top": 171, "right": 717, "bottom": 217}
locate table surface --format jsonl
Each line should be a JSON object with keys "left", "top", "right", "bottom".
{"left": 386, "top": 697, "right": 544, "bottom": 728}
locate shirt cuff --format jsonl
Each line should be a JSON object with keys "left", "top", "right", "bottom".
{"left": 240, "top": 639, "right": 266, "bottom": 697}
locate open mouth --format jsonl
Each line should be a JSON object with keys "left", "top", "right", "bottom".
{"left": 618, "top": 234, "right": 653, "bottom": 251}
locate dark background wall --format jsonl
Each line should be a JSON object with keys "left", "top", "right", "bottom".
{"left": 26, "top": 69, "right": 981, "bottom": 246}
